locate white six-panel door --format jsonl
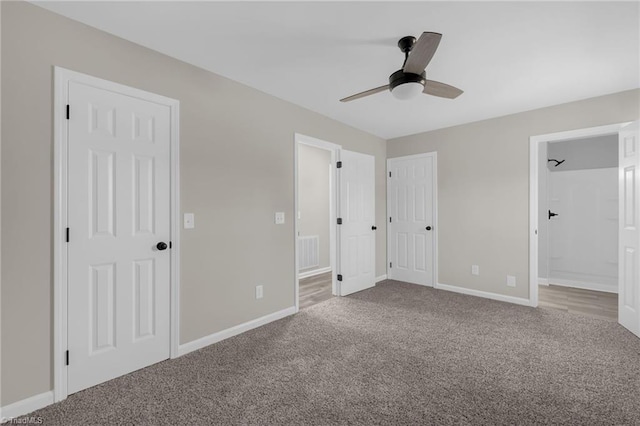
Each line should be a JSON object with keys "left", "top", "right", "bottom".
{"left": 67, "top": 81, "right": 172, "bottom": 393}
{"left": 338, "top": 150, "right": 375, "bottom": 296}
{"left": 619, "top": 121, "right": 640, "bottom": 338}
{"left": 387, "top": 154, "right": 436, "bottom": 286}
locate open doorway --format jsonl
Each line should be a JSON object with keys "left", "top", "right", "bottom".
{"left": 538, "top": 134, "right": 618, "bottom": 321}
{"left": 294, "top": 134, "right": 340, "bottom": 311}
{"left": 529, "top": 122, "right": 640, "bottom": 337}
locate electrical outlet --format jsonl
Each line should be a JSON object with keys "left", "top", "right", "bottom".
{"left": 184, "top": 213, "right": 195, "bottom": 229}
{"left": 471, "top": 265, "right": 479, "bottom": 276}
{"left": 275, "top": 212, "right": 285, "bottom": 224}
{"left": 255, "top": 285, "right": 264, "bottom": 299}
{"left": 507, "top": 275, "right": 516, "bottom": 287}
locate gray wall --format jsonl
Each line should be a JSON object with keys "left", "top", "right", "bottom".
{"left": 0, "top": 1, "right": 387, "bottom": 406}
{"left": 388, "top": 89, "right": 640, "bottom": 299}
{"left": 298, "top": 144, "right": 331, "bottom": 271}
{"left": 547, "top": 135, "right": 618, "bottom": 172}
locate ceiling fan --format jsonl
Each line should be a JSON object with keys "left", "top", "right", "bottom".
{"left": 340, "top": 32, "right": 463, "bottom": 102}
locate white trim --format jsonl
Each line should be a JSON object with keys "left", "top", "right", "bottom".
{"left": 170, "top": 99, "right": 181, "bottom": 360}
{"left": 375, "top": 274, "right": 388, "bottom": 283}
{"left": 0, "top": 391, "right": 54, "bottom": 422}
{"left": 547, "top": 278, "right": 617, "bottom": 294}
{"left": 298, "top": 266, "right": 332, "bottom": 280}
{"left": 53, "top": 67, "right": 181, "bottom": 402}
{"left": 538, "top": 278, "right": 549, "bottom": 286}
{"left": 294, "top": 133, "right": 342, "bottom": 312}
{"left": 529, "top": 122, "right": 631, "bottom": 310}
{"left": 386, "top": 152, "right": 438, "bottom": 287}
{"left": 435, "top": 283, "right": 533, "bottom": 307}
{"left": 178, "top": 306, "right": 296, "bottom": 357}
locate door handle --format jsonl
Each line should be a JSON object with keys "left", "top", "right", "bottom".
{"left": 426, "top": 226, "right": 432, "bottom": 231}
{"left": 372, "top": 226, "right": 377, "bottom": 231}
{"left": 156, "top": 242, "right": 168, "bottom": 251}
{"left": 548, "top": 210, "right": 559, "bottom": 220}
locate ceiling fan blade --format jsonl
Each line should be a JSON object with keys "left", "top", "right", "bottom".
{"left": 340, "top": 85, "right": 389, "bottom": 102}
{"left": 423, "top": 80, "right": 463, "bottom": 99}
{"left": 403, "top": 32, "right": 442, "bottom": 74}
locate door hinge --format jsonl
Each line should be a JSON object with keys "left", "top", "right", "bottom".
{"left": 390, "top": 262, "right": 393, "bottom": 268}
{"left": 66, "top": 104, "right": 70, "bottom": 120}
{"left": 337, "top": 274, "right": 343, "bottom": 281}
{"left": 169, "top": 241, "right": 172, "bottom": 249}
{"left": 66, "top": 227, "right": 70, "bottom": 243}
{"left": 336, "top": 161, "right": 342, "bottom": 169}
{"left": 389, "top": 217, "right": 392, "bottom": 223}
{"left": 65, "top": 350, "right": 69, "bottom": 366}
{"left": 389, "top": 171, "right": 391, "bottom": 178}
{"left": 337, "top": 218, "right": 342, "bottom": 225}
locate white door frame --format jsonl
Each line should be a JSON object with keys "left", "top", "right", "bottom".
{"left": 294, "top": 133, "right": 341, "bottom": 311}
{"left": 529, "top": 122, "right": 631, "bottom": 308}
{"left": 386, "top": 152, "right": 439, "bottom": 287}
{"left": 53, "top": 67, "right": 181, "bottom": 402}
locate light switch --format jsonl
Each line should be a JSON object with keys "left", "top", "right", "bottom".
{"left": 275, "top": 212, "right": 285, "bottom": 225}
{"left": 184, "top": 213, "right": 195, "bottom": 229}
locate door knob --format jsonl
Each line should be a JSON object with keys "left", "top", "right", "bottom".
{"left": 426, "top": 226, "right": 432, "bottom": 231}
{"left": 372, "top": 226, "right": 377, "bottom": 231}
{"left": 156, "top": 242, "right": 168, "bottom": 251}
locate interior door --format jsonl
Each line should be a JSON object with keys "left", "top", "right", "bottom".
{"left": 338, "top": 150, "right": 375, "bottom": 296}
{"left": 67, "top": 81, "right": 172, "bottom": 393}
{"left": 619, "top": 121, "right": 640, "bottom": 337}
{"left": 387, "top": 154, "right": 435, "bottom": 286}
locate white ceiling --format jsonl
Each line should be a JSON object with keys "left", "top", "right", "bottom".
{"left": 34, "top": 1, "right": 640, "bottom": 139}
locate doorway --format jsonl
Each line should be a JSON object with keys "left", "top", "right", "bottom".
{"left": 297, "top": 142, "right": 334, "bottom": 309}
{"left": 537, "top": 135, "right": 619, "bottom": 320}
{"left": 54, "top": 68, "right": 180, "bottom": 401}
{"left": 294, "top": 134, "right": 339, "bottom": 310}
{"left": 294, "top": 134, "right": 377, "bottom": 310}
{"left": 529, "top": 122, "right": 640, "bottom": 338}
{"left": 540, "top": 135, "right": 618, "bottom": 293}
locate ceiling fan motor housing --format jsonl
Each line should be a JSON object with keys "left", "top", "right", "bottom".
{"left": 389, "top": 70, "right": 426, "bottom": 91}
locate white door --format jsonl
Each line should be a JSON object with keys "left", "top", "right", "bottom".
{"left": 338, "top": 150, "right": 375, "bottom": 296}
{"left": 619, "top": 121, "right": 640, "bottom": 337}
{"left": 387, "top": 154, "right": 436, "bottom": 286}
{"left": 67, "top": 81, "right": 172, "bottom": 393}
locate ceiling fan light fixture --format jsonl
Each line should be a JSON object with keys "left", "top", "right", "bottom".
{"left": 391, "top": 82, "right": 424, "bottom": 100}
{"left": 389, "top": 70, "right": 426, "bottom": 101}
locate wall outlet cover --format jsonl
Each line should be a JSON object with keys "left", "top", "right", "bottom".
{"left": 255, "top": 285, "right": 264, "bottom": 299}
{"left": 184, "top": 213, "right": 195, "bottom": 229}
{"left": 275, "top": 212, "right": 285, "bottom": 224}
{"left": 507, "top": 275, "right": 517, "bottom": 287}
{"left": 471, "top": 265, "right": 479, "bottom": 275}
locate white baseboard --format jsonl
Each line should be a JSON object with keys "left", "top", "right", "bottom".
{"left": 435, "top": 283, "right": 533, "bottom": 307}
{"left": 548, "top": 277, "right": 617, "bottom": 294}
{"left": 0, "top": 391, "right": 54, "bottom": 423}
{"left": 298, "top": 266, "right": 332, "bottom": 280}
{"left": 538, "top": 278, "right": 549, "bottom": 286}
{"left": 177, "top": 306, "right": 297, "bottom": 357}
{"left": 375, "top": 274, "right": 388, "bottom": 283}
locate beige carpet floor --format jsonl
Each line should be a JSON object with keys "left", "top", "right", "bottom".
{"left": 22, "top": 280, "right": 640, "bottom": 425}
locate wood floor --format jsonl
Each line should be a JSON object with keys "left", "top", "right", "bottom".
{"left": 299, "top": 274, "right": 618, "bottom": 320}
{"left": 539, "top": 284, "right": 618, "bottom": 321}
{"left": 299, "top": 271, "right": 334, "bottom": 310}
